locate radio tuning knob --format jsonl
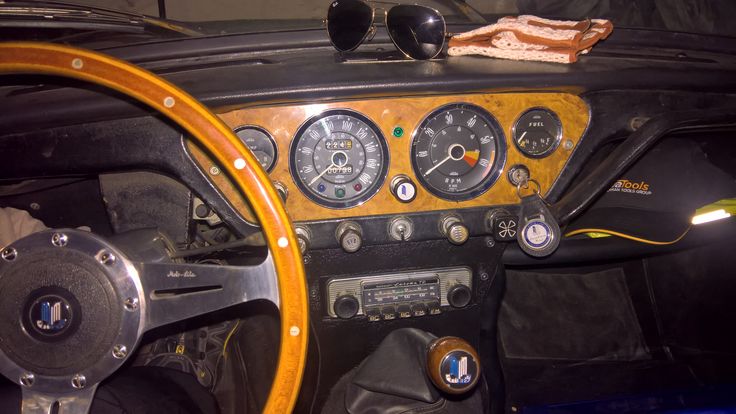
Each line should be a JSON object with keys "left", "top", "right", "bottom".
{"left": 440, "top": 214, "right": 469, "bottom": 245}
{"left": 447, "top": 284, "right": 472, "bottom": 308}
{"left": 334, "top": 294, "right": 359, "bottom": 319}
{"left": 336, "top": 221, "right": 363, "bottom": 253}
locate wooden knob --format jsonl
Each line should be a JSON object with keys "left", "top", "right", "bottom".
{"left": 426, "top": 336, "right": 480, "bottom": 394}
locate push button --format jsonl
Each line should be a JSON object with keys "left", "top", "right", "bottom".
{"left": 493, "top": 215, "right": 518, "bottom": 242}
{"left": 366, "top": 308, "right": 381, "bottom": 322}
{"left": 427, "top": 301, "right": 442, "bottom": 315}
{"left": 397, "top": 304, "right": 412, "bottom": 319}
{"left": 390, "top": 175, "right": 417, "bottom": 203}
{"left": 411, "top": 303, "right": 428, "bottom": 317}
{"left": 381, "top": 306, "right": 397, "bottom": 321}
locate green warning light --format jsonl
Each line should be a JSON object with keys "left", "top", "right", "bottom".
{"left": 393, "top": 126, "right": 404, "bottom": 138}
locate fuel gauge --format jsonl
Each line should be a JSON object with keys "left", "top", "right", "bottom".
{"left": 512, "top": 108, "right": 562, "bottom": 158}
{"left": 234, "top": 125, "right": 277, "bottom": 172}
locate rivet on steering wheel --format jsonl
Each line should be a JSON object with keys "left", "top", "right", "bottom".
{"left": 71, "top": 374, "right": 86, "bottom": 389}
{"left": 51, "top": 232, "right": 68, "bottom": 247}
{"left": 234, "top": 158, "right": 246, "bottom": 170}
{"left": 97, "top": 250, "right": 116, "bottom": 266}
{"left": 112, "top": 345, "right": 128, "bottom": 359}
{"left": 163, "top": 96, "right": 175, "bottom": 108}
{"left": 19, "top": 373, "right": 34, "bottom": 387}
{"left": 71, "top": 58, "right": 83, "bottom": 69}
{"left": 1, "top": 247, "right": 17, "bottom": 261}
{"left": 124, "top": 297, "right": 139, "bottom": 311}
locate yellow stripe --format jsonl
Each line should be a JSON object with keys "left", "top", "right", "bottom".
{"left": 564, "top": 226, "right": 691, "bottom": 245}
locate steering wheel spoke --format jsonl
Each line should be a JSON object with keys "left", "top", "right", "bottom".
{"left": 1, "top": 42, "right": 308, "bottom": 414}
{"left": 138, "top": 254, "right": 280, "bottom": 331}
{"left": 21, "top": 386, "right": 98, "bottom": 414}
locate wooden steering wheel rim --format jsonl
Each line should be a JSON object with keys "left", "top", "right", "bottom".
{"left": 0, "top": 42, "right": 308, "bottom": 414}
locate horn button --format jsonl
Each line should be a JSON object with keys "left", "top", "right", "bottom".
{"left": 0, "top": 230, "right": 143, "bottom": 392}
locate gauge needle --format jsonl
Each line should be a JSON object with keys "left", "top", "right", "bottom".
{"left": 423, "top": 155, "right": 452, "bottom": 177}
{"left": 424, "top": 144, "right": 467, "bottom": 177}
{"left": 517, "top": 131, "right": 527, "bottom": 145}
{"left": 309, "top": 162, "right": 336, "bottom": 186}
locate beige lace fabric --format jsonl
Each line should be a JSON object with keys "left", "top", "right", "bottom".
{"left": 0, "top": 207, "right": 48, "bottom": 248}
{"left": 448, "top": 15, "right": 614, "bottom": 64}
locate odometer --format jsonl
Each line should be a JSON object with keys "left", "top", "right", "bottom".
{"left": 290, "top": 110, "right": 389, "bottom": 209}
{"left": 411, "top": 103, "right": 506, "bottom": 200}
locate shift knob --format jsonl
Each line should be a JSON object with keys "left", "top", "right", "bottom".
{"left": 426, "top": 336, "right": 480, "bottom": 394}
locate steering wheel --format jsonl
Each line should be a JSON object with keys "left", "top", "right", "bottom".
{"left": 0, "top": 43, "right": 308, "bottom": 413}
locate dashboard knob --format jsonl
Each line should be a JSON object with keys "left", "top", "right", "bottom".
{"left": 333, "top": 295, "right": 359, "bottom": 319}
{"left": 273, "top": 181, "right": 289, "bottom": 203}
{"left": 336, "top": 221, "right": 363, "bottom": 253}
{"left": 440, "top": 214, "right": 469, "bottom": 245}
{"left": 390, "top": 175, "right": 417, "bottom": 203}
{"left": 194, "top": 203, "right": 212, "bottom": 219}
{"left": 447, "top": 284, "right": 472, "bottom": 308}
{"left": 294, "top": 225, "right": 311, "bottom": 254}
{"left": 426, "top": 336, "right": 481, "bottom": 395}
{"left": 388, "top": 216, "right": 414, "bottom": 241}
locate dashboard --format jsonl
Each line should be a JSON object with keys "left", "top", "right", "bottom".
{"left": 2, "top": 26, "right": 736, "bottom": 414}
{"left": 187, "top": 92, "right": 589, "bottom": 223}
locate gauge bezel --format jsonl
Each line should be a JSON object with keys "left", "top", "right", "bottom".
{"left": 511, "top": 107, "right": 563, "bottom": 159}
{"left": 289, "top": 109, "right": 390, "bottom": 209}
{"left": 233, "top": 124, "right": 278, "bottom": 172}
{"left": 410, "top": 102, "right": 507, "bottom": 201}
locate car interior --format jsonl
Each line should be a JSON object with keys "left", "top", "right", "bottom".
{"left": 2, "top": 1, "right": 736, "bottom": 413}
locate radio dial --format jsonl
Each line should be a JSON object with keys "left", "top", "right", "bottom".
{"left": 334, "top": 294, "right": 359, "bottom": 319}
{"left": 447, "top": 284, "right": 472, "bottom": 308}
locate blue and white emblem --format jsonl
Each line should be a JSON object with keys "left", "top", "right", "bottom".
{"left": 35, "top": 300, "right": 68, "bottom": 332}
{"left": 444, "top": 354, "right": 472, "bottom": 384}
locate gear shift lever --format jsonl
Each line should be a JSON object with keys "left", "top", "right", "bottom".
{"left": 426, "top": 336, "right": 481, "bottom": 394}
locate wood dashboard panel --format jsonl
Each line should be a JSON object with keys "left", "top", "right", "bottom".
{"left": 188, "top": 93, "right": 589, "bottom": 223}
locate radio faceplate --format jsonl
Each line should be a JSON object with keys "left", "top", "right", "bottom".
{"left": 325, "top": 267, "right": 472, "bottom": 319}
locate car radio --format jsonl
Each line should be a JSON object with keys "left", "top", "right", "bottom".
{"left": 325, "top": 267, "right": 472, "bottom": 321}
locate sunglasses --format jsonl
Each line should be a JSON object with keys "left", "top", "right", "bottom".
{"left": 327, "top": 0, "right": 447, "bottom": 60}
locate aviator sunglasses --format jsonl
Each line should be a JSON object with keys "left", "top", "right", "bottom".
{"left": 327, "top": 0, "right": 447, "bottom": 60}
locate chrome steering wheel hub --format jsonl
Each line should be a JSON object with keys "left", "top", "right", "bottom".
{"left": 0, "top": 230, "right": 144, "bottom": 396}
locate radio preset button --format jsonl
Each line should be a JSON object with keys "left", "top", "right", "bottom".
{"left": 381, "top": 306, "right": 397, "bottom": 320}
{"left": 428, "top": 301, "right": 442, "bottom": 315}
{"left": 397, "top": 304, "right": 412, "bottom": 318}
{"left": 366, "top": 308, "right": 381, "bottom": 322}
{"left": 411, "top": 303, "right": 428, "bottom": 317}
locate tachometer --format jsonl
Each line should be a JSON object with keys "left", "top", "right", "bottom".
{"left": 411, "top": 103, "right": 506, "bottom": 200}
{"left": 290, "top": 109, "right": 389, "bottom": 209}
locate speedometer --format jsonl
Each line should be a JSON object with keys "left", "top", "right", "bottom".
{"left": 411, "top": 103, "right": 506, "bottom": 200}
{"left": 290, "top": 109, "right": 389, "bottom": 209}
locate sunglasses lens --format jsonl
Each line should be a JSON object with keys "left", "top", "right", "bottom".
{"left": 386, "top": 5, "right": 445, "bottom": 60}
{"left": 327, "top": 0, "right": 374, "bottom": 52}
